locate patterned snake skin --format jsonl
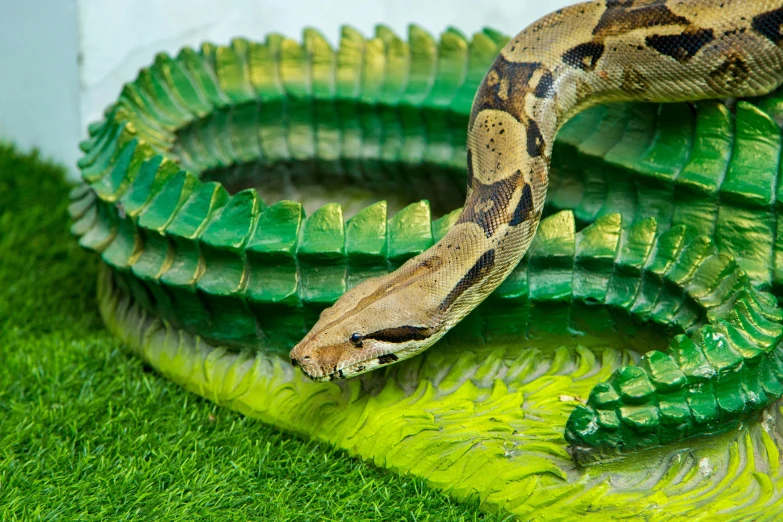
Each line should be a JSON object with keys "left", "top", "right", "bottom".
{"left": 290, "top": 0, "right": 783, "bottom": 381}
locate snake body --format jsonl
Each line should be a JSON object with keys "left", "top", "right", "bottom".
{"left": 290, "top": 0, "right": 783, "bottom": 381}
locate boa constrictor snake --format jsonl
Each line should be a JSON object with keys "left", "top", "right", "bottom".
{"left": 290, "top": 0, "right": 783, "bottom": 381}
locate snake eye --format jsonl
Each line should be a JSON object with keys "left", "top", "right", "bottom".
{"left": 349, "top": 333, "right": 363, "bottom": 348}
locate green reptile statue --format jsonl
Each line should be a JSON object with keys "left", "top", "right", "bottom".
{"left": 71, "top": 0, "right": 783, "bottom": 518}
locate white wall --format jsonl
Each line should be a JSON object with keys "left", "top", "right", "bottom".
{"left": 2, "top": 0, "right": 578, "bottom": 178}
{"left": 0, "top": 0, "right": 82, "bottom": 174}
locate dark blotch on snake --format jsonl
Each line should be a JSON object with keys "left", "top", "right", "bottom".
{"left": 534, "top": 70, "right": 555, "bottom": 99}
{"left": 457, "top": 172, "right": 521, "bottom": 238}
{"left": 645, "top": 28, "right": 714, "bottom": 62}
{"left": 509, "top": 183, "right": 534, "bottom": 226}
{"left": 439, "top": 249, "right": 497, "bottom": 312}
{"left": 366, "top": 326, "right": 434, "bottom": 344}
{"left": 562, "top": 42, "right": 605, "bottom": 71}
{"left": 752, "top": 7, "right": 783, "bottom": 45}
{"left": 526, "top": 119, "right": 546, "bottom": 158}
{"left": 469, "top": 56, "right": 543, "bottom": 125}
{"left": 377, "top": 353, "right": 399, "bottom": 365}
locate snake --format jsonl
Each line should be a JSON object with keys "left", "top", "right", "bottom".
{"left": 289, "top": 0, "right": 783, "bottom": 381}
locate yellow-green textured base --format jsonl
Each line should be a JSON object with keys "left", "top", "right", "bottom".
{"left": 98, "top": 264, "right": 783, "bottom": 520}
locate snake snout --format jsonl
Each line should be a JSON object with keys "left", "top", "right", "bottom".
{"left": 290, "top": 353, "right": 326, "bottom": 380}
{"left": 290, "top": 354, "right": 313, "bottom": 367}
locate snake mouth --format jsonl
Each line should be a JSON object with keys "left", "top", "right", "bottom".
{"left": 290, "top": 357, "right": 346, "bottom": 382}
{"left": 292, "top": 357, "right": 369, "bottom": 383}
{"left": 292, "top": 343, "right": 430, "bottom": 382}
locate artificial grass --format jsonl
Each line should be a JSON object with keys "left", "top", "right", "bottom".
{"left": 0, "top": 143, "right": 508, "bottom": 521}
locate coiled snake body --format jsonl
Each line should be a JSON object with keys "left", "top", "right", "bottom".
{"left": 290, "top": 0, "right": 783, "bottom": 381}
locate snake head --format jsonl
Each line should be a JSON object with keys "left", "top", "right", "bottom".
{"left": 289, "top": 257, "right": 446, "bottom": 381}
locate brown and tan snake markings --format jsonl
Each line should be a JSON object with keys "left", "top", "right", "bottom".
{"left": 707, "top": 51, "right": 751, "bottom": 90}
{"left": 455, "top": 171, "right": 520, "bottom": 238}
{"left": 752, "top": 7, "right": 783, "bottom": 44}
{"left": 525, "top": 119, "right": 547, "bottom": 157}
{"left": 620, "top": 67, "right": 650, "bottom": 94}
{"left": 377, "top": 354, "right": 399, "bottom": 365}
{"left": 438, "top": 249, "right": 497, "bottom": 313}
{"left": 290, "top": 0, "right": 783, "bottom": 382}
{"left": 561, "top": 42, "right": 606, "bottom": 71}
{"left": 364, "top": 326, "right": 435, "bottom": 344}
{"left": 533, "top": 69, "right": 556, "bottom": 98}
{"left": 645, "top": 28, "right": 715, "bottom": 62}
{"left": 468, "top": 56, "right": 546, "bottom": 125}
{"left": 593, "top": 0, "right": 690, "bottom": 37}
{"left": 508, "top": 183, "right": 534, "bottom": 227}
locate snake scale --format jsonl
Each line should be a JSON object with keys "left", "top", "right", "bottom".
{"left": 290, "top": 0, "right": 783, "bottom": 380}
{"left": 70, "top": 0, "right": 783, "bottom": 506}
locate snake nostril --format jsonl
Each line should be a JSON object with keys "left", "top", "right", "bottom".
{"left": 303, "top": 355, "right": 311, "bottom": 360}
